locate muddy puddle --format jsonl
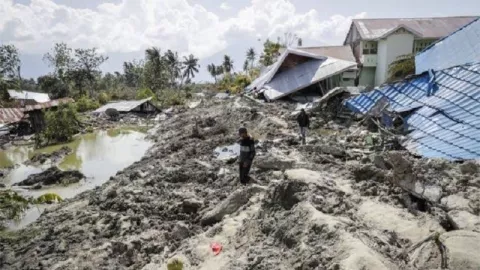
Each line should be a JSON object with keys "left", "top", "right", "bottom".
{"left": 1, "top": 127, "right": 153, "bottom": 229}
{"left": 214, "top": 143, "right": 240, "bottom": 160}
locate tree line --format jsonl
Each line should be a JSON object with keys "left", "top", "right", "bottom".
{"left": 0, "top": 43, "right": 200, "bottom": 102}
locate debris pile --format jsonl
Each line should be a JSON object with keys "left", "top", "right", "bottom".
{"left": 1, "top": 96, "right": 479, "bottom": 270}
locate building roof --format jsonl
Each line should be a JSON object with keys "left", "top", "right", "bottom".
{"left": 345, "top": 62, "right": 480, "bottom": 161}
{"left": 416, "top": 18, "right": 480, "bottom": 74}
{"left": 279, "top": 46, "right": 357, "bottom": 62}
{"left": 351, "top": 16, "right": 478, "bottom": 41}
{"left": 246, "top": 48, "right": 357, "bottom": 101}
{"left": 93, "top": 97, "right": 155, "bottom": 113}
{"left": 7, "top": 90, "right": 50, "bottom": 103}
{"left": 23, "top": 98, "right": 75, "bottom": 112}
{"left": 0, "top": 108, "right": 25, "bottom": 125}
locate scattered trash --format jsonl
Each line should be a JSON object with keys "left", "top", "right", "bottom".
{"left": 210, "top": 242, "right": 222, "bottom": 256}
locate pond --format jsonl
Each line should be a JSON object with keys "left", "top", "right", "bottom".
{"left": 0, "top": 127, "right": 153, "bottom": 229}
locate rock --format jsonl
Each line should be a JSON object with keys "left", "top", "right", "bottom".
{"left": 171, "top": 222, "right": 190, "bottom": 241}
{"left": 14, "top": 166, "right": 85, "bottom": 187}
{"left": 256, "top": 156, "right": 295, "bottom": 171}
{"left": 447, "top": 211, "right": 480, "bottom": 232}
{"left": 441, "top": 195, "right": 472, "bottom": 211}
{"left": 439, "top": 230, "right": 480, "bottom": 270}
{"left": 105, "top": 108, "right": 120, "bottom": 121}
{"left": 26, "top": 146, "right": 72, "bottom": 165}
{"left": 302, "top": 144, "right": 346, "bottom": 158}
{"left": 459, "top": 162, "right": 479, "bottom": 175}
{"left": 200, "top": 185, "right": 266, "bottom": 225}
{"left": 182, "top": 198, "right": 204, "bottom": 213}
{"left": 372, "top": 155, "right": 392, "bottom": 170}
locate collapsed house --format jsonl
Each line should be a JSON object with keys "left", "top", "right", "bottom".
{"left": 93, "top": 97, "right": 160, "bottom": 115}
{"left": 0, "top": 98, "right": 74, "bottom": 136}
{"left": 345, "top": 18, "right": 480, "bottom": 160}
{"left": 245, "top": 48, "right": 358, "bottom": 102}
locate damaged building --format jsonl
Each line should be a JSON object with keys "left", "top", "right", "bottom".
{"left": 246, "top": 48, "right": 358, "bottom": 102}
{"left": 345, "top": 17, "right": 480, "bottom": 160}
{"left": 93, "top": 97, "right": 160, "bottom": 115}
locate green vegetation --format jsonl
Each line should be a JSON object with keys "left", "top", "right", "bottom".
{"left": 388, "top": 54, "right": 415, "bottom": 82}
{"left": 75, "top": 96, "right": 100, "bottom": 112}
{"left": 157, "top": 89, "right": 187, "bottom": 108}
{"left": 167, "top": 258, "right": 184, "bottom": 270}
{"left": 0, "top": 189, "right": 63, "bottom": 229}
{"left": 42, "top": 103, "right": 81, "bottom": 145}
{"left": 136, "top": 88, "right": 156, "bottom": 100}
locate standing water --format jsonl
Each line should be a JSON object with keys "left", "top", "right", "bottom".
{"left": 0, "top": 128, "right": 153, "bottom": 228}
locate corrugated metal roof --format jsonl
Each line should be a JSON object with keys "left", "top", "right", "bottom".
{"left": 264, "top": 57, "right": 357, "bottom": 101}
{"left": 0, "top": 108, "right": 24, "bottom": 124}
{"left": 23, "top": 98, "right": 74, "bottom": 112}
{"left": 345, "top": 62, "right": 480, "bottom": 160}
{"left": 7, "top": 90, "right": 50, "bottom": 103}
{"left": 93, "top": 97, "right": 153, "bottom": 113}
{"left": 352, "top": 16, "right": 478, "bottom": 40}
{"left": 279, "top": 46, "right": 357, "bottom": 63}
{"left": 416, "top": 18, "right": 480, "bottom": 74}
{"left": 246, "top": 48, "right": 326, "bottom": 92}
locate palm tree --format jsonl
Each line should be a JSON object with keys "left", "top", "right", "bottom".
{"left": 243, "top": 60, "right": 249, "bottom": 73}
{"left": 246, "top": 48, "right": 256, "bottom": 69}
{"left": 182, "top": 54, "right": 199, "bottom": 83}
{"left": 388, "top": 54, "right": 415, "bottom": 82}
{"left": 207, "top": 63, "right": 217, "bottom": 83}
{"left": 164, "top": 50, "right": 182, "bottom": 87}
{"left": 222, "top": 55, "right": 234, "bottom": 74}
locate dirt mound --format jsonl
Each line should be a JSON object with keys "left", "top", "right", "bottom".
{"left": 13, "top": 166, "right": 84, "bottom": 188}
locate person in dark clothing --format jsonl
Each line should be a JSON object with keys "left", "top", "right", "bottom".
{"left": 297, "top": 109, "right": 310, "bottom": 145}
{"left": 238, "top": 127, "right": 256, "bottom": 185}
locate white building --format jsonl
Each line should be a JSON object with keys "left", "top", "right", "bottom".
{"left": 344, "top": 16, "right": 478, "bottom": 87}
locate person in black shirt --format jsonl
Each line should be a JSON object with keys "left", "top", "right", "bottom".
{"left": 297, "top": 109, "right": 310, "bottom": 145}
{"left": 238, "top": 127, "right": 256, "bottom": 185}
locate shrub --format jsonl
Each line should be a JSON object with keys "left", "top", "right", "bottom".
{"left": 76, "top": 96, "right": 100, "bottom": 112}
{"left": 157, "top": 89, "right": 186, "bottom": 108}
{"left": 98, "top": 92, "right": 110, "bottom": 105}
{"left": 42, "top": 103, "right": 81, "bottom": 144}
{"left": 136, "top": 88, "right": 157, "bottom": 101}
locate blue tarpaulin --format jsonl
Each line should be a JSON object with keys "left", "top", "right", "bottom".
{"left": 345, "top": 62, "right": 480, "bottom": 160}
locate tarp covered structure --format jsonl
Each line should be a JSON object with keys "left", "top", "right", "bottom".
{"left": 416, "top": 18, "right": 480, "bottom": 74}
{"left": 93, "top": 97, "right": 159, "bottom": 114}
{"left": 345, "top": 62, "right": 480, "bottom": 160}
{"left": 246, "top": 48, "right": 357, "bottom": 101}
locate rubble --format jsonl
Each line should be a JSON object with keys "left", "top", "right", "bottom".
{"left": 13, "top": 166, "right": 85, "bottom": 188}
{"left": 1, "top": 96, "right": 479, "bottom": 270}
{"left": 25, "top": 146, "right": 72, "bottom": 166}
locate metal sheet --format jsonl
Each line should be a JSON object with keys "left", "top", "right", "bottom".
{"left": 7, "top": 90, "right": 50, "bottom": 103}
{"left": 23, "top": 98, "right": 74, "bottom": 112}
{"left": 263, "top": 58, "right": 357, "bottom": 101}
{"left": 416, "top": 18, "right": 480, "bottom": 74}
{"left": 352, "top": 16, "right": 478, "bottom": 40}
{"left": 345, "top": 62, "right": 480, "bottom": 160}
{"left": 0, "top": 108, "right": 24, "bottom": 124}
{"left": 279, "top": 46, "right": 357, "bottom": 63}
{"left": 93, "top": 97, "right": 153, "bottom": 113}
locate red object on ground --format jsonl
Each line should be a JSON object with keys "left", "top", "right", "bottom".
{"left": 210, "top": 242, "right": 222, "bottom": 255}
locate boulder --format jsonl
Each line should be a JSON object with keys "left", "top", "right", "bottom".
{"left": 14, "top": 166, "right": 85, "bottom": 187}
{"left": 439, "top": 230, "right": 480, "bottom": 270}
{"left": 255, "top": 156, "right": 295, "bottom": 171}
{"left": 441, "top": 195, "right": 472, "bottom": 211}
{"left": 105, "top": 108, "right": 120, "bottom": 121}
{"left": 447, "top": 211, "right": 480, "bottom": 232}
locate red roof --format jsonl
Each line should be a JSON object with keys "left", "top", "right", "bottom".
{"left": 0, "top": 108, "right": 25, "bottom": 124}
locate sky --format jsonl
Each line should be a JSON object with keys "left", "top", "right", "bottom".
{"left": 1, "top": 0, "right": 480, "bottom": 82}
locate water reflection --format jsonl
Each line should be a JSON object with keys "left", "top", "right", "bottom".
{"left": 0, "top": 128, "right": 153, "bottom": 228}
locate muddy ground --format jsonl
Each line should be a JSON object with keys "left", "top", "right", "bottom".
{"left": 1, "top": 96, "right": 479, "bottom": 270}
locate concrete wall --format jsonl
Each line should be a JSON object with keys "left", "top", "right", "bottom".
{"left": 375, "top": 39, "right": 388, "bottom": 86}
{"left": 375, "top": 31, "right": 414, "bottom": 85}
{"left": 359, "top": 67, "right": 376, "bottom": 88}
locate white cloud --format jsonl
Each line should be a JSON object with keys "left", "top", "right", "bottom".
{"left": 220, "top": 3, "right": 231, "bottom": 10}
{"left": 0, "top": 0, "right": 365, "bottom": 59}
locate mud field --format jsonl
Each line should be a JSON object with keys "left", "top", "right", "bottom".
{"left": 1, "top": 96, "right": 479, "bottom": 270}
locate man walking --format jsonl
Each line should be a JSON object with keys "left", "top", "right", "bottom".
{"left": 238, "top": 127, "right": 256, "bottom": 185}
{"left": 297, "top": 109, "right": 310, "bottom": 145}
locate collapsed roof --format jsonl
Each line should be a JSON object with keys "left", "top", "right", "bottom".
{"left": 93, "top": 97, "right": 159, "bottom": 113}
{"left": 345, "top": 62, "right": 480, "bottom": 161}
{"left": 246, "top": 48, "right": 357, "bottom": 101}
